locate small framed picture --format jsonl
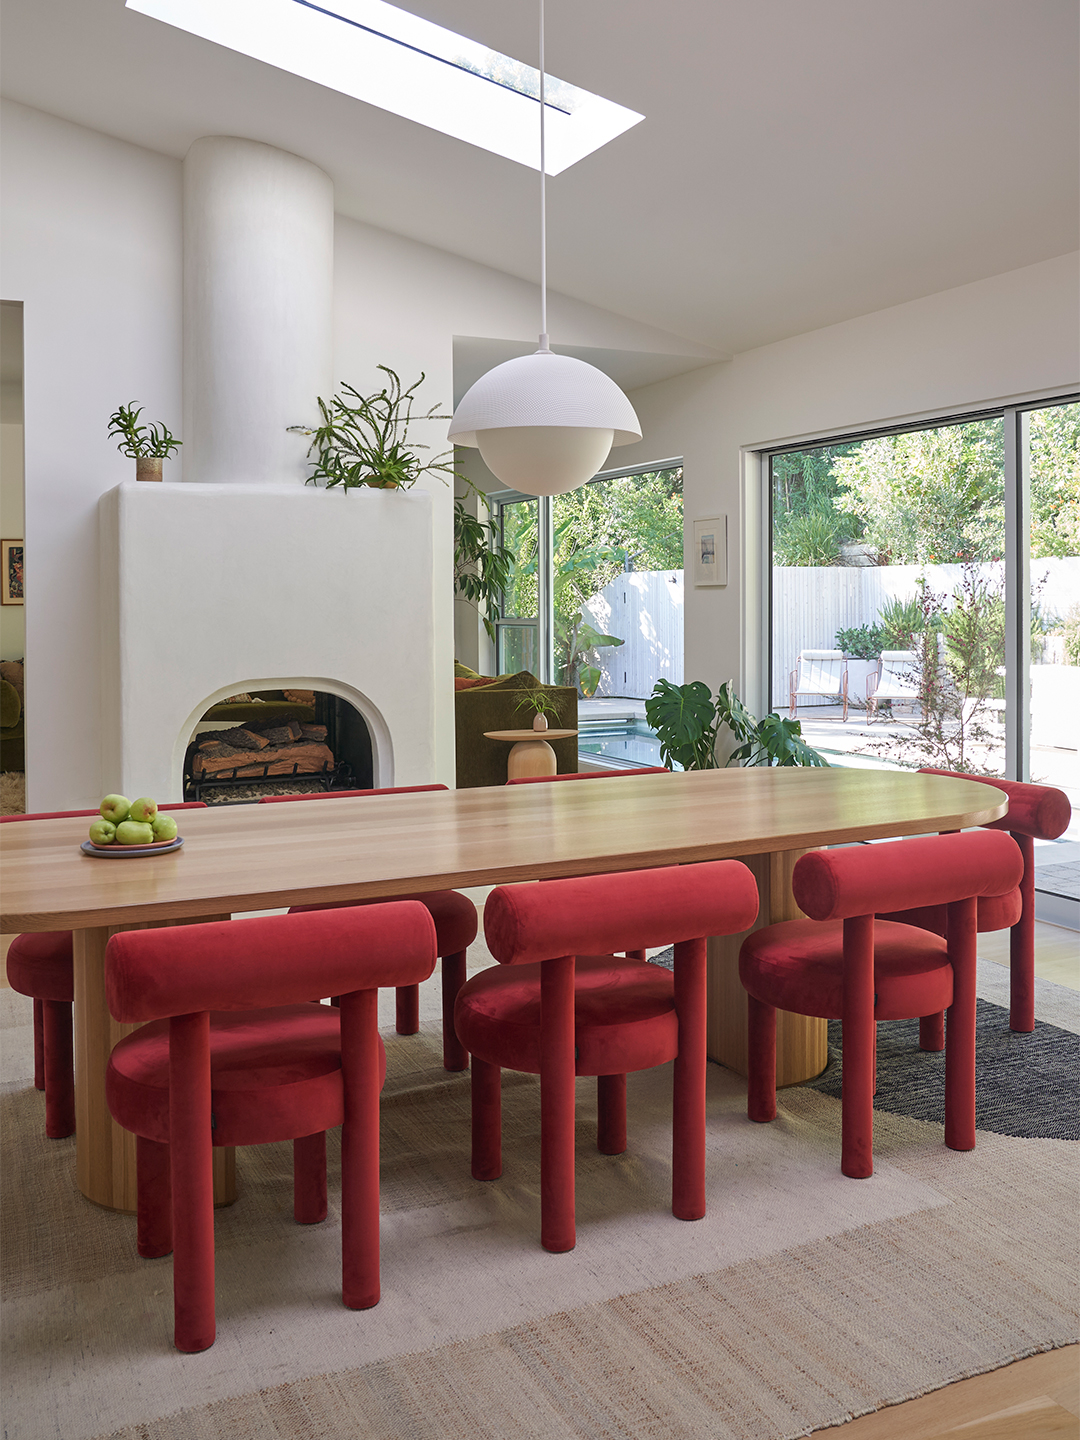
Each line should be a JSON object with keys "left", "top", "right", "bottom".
{"left": 1, "top": 540, "right": 23, "bottom": 605}
{"left": 692, "top": 517, "right": 727, "bottom": 586}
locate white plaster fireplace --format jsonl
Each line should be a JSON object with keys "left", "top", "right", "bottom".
{"left": 97, "top": 136, "right": 437, "bottom": 802}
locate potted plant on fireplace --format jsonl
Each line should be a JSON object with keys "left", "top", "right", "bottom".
{"left": 107, "top": 402, "right": 182, "bottom": 481}
{"left": 289, "top": 366, "right": 457, "bottom": 492}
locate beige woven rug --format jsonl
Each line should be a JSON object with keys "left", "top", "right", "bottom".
{"left": 2, "top": 936, "right": 1077, "bottom": 1440}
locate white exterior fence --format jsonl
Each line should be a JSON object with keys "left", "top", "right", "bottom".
{"left": 771, "top": 558, "right": 1080, "bottom": 711}
{"left": 583, "top": 571, "right": 683, "bottom": 698}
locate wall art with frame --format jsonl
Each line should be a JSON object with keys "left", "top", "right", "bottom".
{"left": 2, "top": 540, "right": 24, "bottom": 605}
{"left": 692, "top": 517, "right": 727, "bottom": 586}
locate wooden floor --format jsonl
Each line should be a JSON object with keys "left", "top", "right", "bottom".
{"left": 2, "top": 922, "right": 1076, "bottom": 1436}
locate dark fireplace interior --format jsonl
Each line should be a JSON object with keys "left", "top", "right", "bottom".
{"left": 184, "top": 688, "right": 374, "bottom": 802}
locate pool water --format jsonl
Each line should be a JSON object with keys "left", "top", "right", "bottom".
{"left": 578, "top": 722, "right": 673, "bottom": 770}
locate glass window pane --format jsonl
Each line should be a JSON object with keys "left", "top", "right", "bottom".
{"left": 551, "top": 467, "right": 683, "bottom": 697}
{"left": 771, "top": 418, "right": 1007, "bottom": 777}
{"left": 1028, "top": 400, "right": 1079, "bottom": 832}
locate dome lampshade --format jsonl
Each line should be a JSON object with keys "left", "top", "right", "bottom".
{"left": 448, "top": 351, "right": 642, "bottom": 496}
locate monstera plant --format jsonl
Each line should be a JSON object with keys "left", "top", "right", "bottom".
{"left": 645, "top": 679, "right": 829, "bottom": 771}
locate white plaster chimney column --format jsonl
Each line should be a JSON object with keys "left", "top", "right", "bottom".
{"left": 183, "top": 137, "right": 334, "bottom": 484}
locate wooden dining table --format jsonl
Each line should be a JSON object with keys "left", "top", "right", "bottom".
{"left": 1, "top": 766, "right": 1006, "bottom": 1213}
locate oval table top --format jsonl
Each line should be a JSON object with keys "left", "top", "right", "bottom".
{"left": 0, "top": 767, "right": 1007, "bottom": 933}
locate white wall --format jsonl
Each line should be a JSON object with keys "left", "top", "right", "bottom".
{"left": 623, "top": 252, "right": 1080, "bottom": 715}
{"left": 0, "top": 98, "right": 707, "bottom": 809}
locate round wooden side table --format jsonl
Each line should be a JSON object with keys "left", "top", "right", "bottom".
{"left": 483, "top": 729, "right": 579, "bottom": 781}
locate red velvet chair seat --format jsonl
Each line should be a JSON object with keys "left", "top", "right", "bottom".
{"left": 456, "top": 955, "right": 677, "bottom": 1076}
{"left": 6, "top": 931, "right": 74, "bottom": 1002}
{"left": 107, "top": 1004, "right": 387, "bottom": 1148}
{"left": 740, "top": 919, "right": 953, "bottom": 1021}
{"left": 290, "top": 890, "right": 476, "bottom": 957}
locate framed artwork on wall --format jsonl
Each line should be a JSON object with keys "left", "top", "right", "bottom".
{"left": 692, "top": 517, "right": 727, "bottom": 586}
{"left": 2, "top": 540, "right": 24, "bottom": 605}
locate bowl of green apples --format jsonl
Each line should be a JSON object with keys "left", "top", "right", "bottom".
{"left": 83, "top": 795, "right": 184, "bottom": 857}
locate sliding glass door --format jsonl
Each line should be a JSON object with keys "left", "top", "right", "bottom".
{"left": 767, "top": 399, "right": 1078, "bottom": 810}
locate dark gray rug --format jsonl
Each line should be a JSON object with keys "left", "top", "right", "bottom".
{"left": 648, "top": 949, "right": 1078, "bottom": 1142}
{"left": 801, "top": 1000, "right": 1079, "bottom": 1141}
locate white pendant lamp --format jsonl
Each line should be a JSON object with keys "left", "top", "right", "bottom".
{"left": 448, "top": 0, "right": 641, "bottom": 496}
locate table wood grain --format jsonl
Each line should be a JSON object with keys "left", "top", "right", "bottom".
{"left": 1, "top": 767, "right": 1005, "bottom": 934}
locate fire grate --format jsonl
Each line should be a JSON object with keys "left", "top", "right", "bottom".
{"left": 184, "top": 758, "right": 357, "bottom": 804}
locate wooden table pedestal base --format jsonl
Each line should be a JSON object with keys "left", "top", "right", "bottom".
{"left": 74, "top": 918, "right": 236, "bottom": 1213}
{"left": 707, "top": 849, "right": 828, "bottom": 1086}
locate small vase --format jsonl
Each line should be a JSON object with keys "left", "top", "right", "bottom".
{"left": 136, "top": 457, "right": 163, "bottom": 482}
{"left": 532, "top": 713, "right": 549, "bottom": 732}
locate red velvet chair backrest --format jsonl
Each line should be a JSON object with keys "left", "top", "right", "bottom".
{"left": 793, "top": 830, "right": 1022, "bottom": 923}
{"left": 917, "top": 769, "right": 1070, "bottom": 840}
{"left": 506, "top": 768, "right": 669, "bottom": 785}
{"left": 258, "top": 786, "right": 447, "bottom": 803}
{"left": 106, "top": 903, "right": 437, "bottom": 1023}
{"left": 1, "top": 802, "right": 206, "bottom": 823}
{"left": 484, "top": 859, "right": 759, "bottom": 964}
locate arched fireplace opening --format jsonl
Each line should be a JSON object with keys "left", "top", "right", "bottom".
{"left": 183, "top": 687, "right": 374, "bottom": 803}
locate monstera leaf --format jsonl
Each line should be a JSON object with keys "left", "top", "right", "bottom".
{"left": 644, "top": 679, "right": 720, "bottom": 771}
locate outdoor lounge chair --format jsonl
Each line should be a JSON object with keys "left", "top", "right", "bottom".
{"left": 789, "top": 649, "right": 848, "bottom": 723}
{"left": 866, "top": 650, "right": 920, "bottom": 721}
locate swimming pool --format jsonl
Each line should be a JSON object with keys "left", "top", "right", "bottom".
{"left": 577, "top": 721, "right": 673, "bottom": 770}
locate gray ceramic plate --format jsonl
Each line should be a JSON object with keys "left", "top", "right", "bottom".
{"left": 81, "top": 836, "right": 185, "bottom": 858}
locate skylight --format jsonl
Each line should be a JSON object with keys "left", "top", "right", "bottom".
{"left": 127, "top": 0, "right": 644, "bottom": 173}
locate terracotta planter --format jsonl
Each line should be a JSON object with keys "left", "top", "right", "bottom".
{"left": 136, "top": 457, "right": 163, "bottom": 482}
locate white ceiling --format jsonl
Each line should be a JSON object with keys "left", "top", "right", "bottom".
{"left": 2, "top": 0, "right": 1077, "bottom": 355}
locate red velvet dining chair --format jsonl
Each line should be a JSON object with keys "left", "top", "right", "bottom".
{"left": 454, "top": 860, "right": 759, "bottom": 1253}
{"left": 881, "top": 771, "right": 1070, "bottom": 1043}
{"left": 1, "top": 801, "right": 206, "bottom": 1138}
{"left": 259, "top": 787, "right": 479, "bottom": 1070}
{"left": 104, "top": 901, "right": 437, "bottom": 1353}
{"left": 739, "top": 830, "right": 1023, "bottom": 1178}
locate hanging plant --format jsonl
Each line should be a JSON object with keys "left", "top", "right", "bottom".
{"left": 289, "top": 367, "right": 456, "bottom": 492}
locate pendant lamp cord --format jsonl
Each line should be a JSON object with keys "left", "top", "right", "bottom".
{"left": 538, "top": 0, "right": 549, "bottom": 352}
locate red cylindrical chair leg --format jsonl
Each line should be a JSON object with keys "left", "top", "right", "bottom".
{"left": 441, "top": 951, "right": 469, "bottom": 1071}
{"left": 339, "top": 988, "right": 382, "bottom": 1310}
{"left": 919, "top": 1012, "right": 945, "bottom": 1051}
{"left": 945, "top": 896, "right": 978, "bottom": 1152}
{"left": 672, "top": 937, "right": 707, "bottom": 1221}
{"left": 42, "top": 999, "right": 75, "bottom": 1139}
{"left": 596, "top": 1074, "right": 626, "bottom": 1155}
{"left": 169, "top": 1012, "right": 216, "bottom": 1352}
{"left": 293, "top": 1132, "right": 328, "bottom": 1224}
{"left": 1010, "top": 833, "right": 1035, "bottom": 1033}
{"left": 841, "top": 914, "right": 875, "bottom": 1179}
{"left": 33, "top": 998, "right": 45, "bottom": 1091}
{"left": 136, "top": 1136, "right": 173, "bottom": 1258}
{"left": 746, "top": 995, "right": 777, "bottom": 1123}
{"left": 471, "top": 1057, "right": 502, "bottom": 1180}
{"left": 540, "top": 955, "right": 576, "bottom": 1253}
{"left": 395, "top": 983, "right": 419, "bottom": 1036}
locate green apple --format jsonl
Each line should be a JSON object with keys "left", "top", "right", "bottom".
{"left": 151, "top": 813, "right": 178, "bottom": 842}
{"left": 129, "top": 796, "right": 158, "bottom": 824}
{"left": 100, "top": 794, "right": 130, "bottom": 824}
{"left": 88, "top": 819, "right": 117, "bottom": 846}
{"left": 115, "top": 819, "right": 154, "bottom": 846}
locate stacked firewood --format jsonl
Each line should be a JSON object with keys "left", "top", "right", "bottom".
{"left": 189, "top": 718, "right": 334, "bottom": 778}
